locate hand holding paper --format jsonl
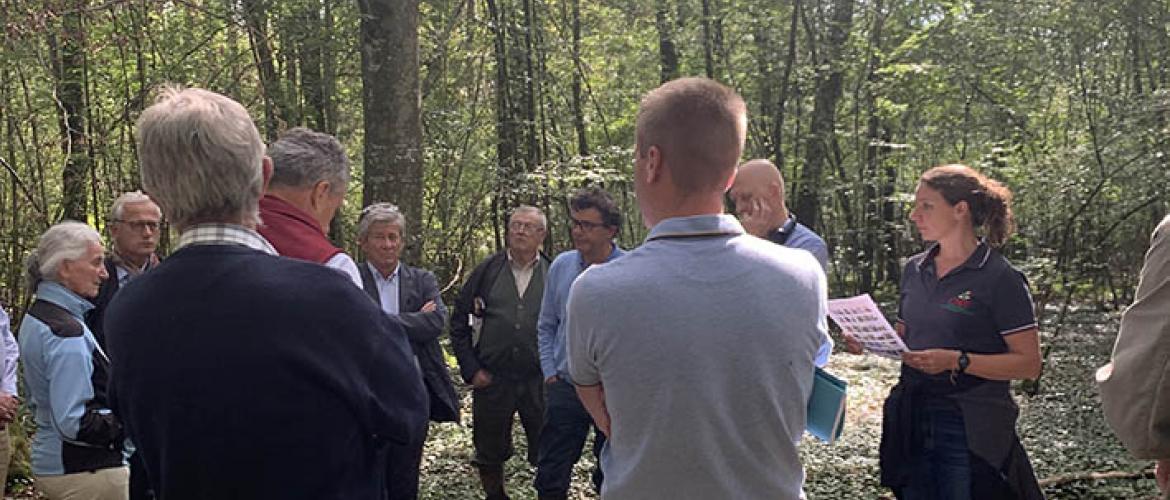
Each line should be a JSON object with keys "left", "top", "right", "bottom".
{"left": 827, "top": 294, "right": 909, "bottom": 359}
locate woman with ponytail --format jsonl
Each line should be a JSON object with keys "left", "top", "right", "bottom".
{"left": 848, "top": 164, "right": 1044, "bottom": 499}
{"left": 18, "top": 221, "right": 129, "bottom": 499}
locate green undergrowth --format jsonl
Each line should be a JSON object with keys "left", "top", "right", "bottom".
{"left": 417, "top": 309, "right": 1157, "bottom": 499}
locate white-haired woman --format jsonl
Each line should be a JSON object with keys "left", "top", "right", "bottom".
{"left": 19, "top": 221, "right": 128, "bottom": 500}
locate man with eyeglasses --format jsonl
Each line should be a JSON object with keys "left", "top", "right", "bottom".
{"left": 86, "top": 190, "right": 162, "bottom": 500}
{"left": 88, "top": 191, "right": 162, "bottom": 348}
{"left": 451, "top": 206, "right": 551, "bottom": 500}
{"left": 534, "top": 186, "right": 624, "bottom": 500}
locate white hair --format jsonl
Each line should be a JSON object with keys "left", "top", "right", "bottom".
{"left": 25, "top": 221, "right": 102, "bottom": 293}
{"left": 358, "top": 203, "right": 406, "bottom": 240}
{"left": 510, "top": 205, "right": 547, "bottom": 229}
{"left": 109, "top": 190, "right": 159, "bottom": 222}
{"left": 136, "top": 85, "right": 265, "bottom": 229}
{"left": 268, "top": 127, "right": 349, "bottom": 195}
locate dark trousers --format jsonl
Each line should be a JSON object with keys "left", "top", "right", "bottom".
{"left": 471, "top": 375, "right": 545, "bottom": 467}
{"left": 534, "top": 379, "right": 604, "bottom": 497}
{"left": 899, "top": 399, "right": 971, "bottom": 500}
{"left": 129, "top": 452, "right": 154, "bottom": 500}
{"left": 386, "top": 424, "right": 427, "bottom": 500}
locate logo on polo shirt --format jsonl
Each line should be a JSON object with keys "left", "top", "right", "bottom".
{"left": 942, "top": 290, "right": 976, "bottom": 316}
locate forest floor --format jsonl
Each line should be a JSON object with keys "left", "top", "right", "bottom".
{"left": 5, "top": 308, "right": 1156, "bottom": 499}
{"left": 414, "top": 307, "right": 1157, "bottom": 500}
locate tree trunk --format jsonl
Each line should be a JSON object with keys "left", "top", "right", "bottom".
{"left": 360, "top": 0, "right": 425, "bottom": 262}
{"left": 770, "top": 0, "right": 800, "bottom": 168}
{"left": 323, "top": 0, "right": 339, "bottom": 134}
{"left": 700, "top": 0, "right": 715, "bottom": 78}
{"left": 242, "top": 0, "right": 287, "bottom": 141}
{"left": 297, "top": 0, "right": 327, "bottom": 132}
{"left": 656, "top": 0, "right": 679, "bottom": 83}
{"left": 52, "top": 4, "right": 91, "bottom": 222}
{"left": 794, "top": 0, "right": 853, "bottom": 230}
{"left": 861, "top": 0, "right": 886, "bottom": 290}
{"left": 570, "top": 0, "right": 587, "bottom": 156}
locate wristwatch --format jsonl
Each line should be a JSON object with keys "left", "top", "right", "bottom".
{"left": 957, "top": 351, "right": 971, "bottom": 374}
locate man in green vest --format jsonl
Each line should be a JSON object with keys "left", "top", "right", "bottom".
{"left": 451, "top": 206, "right": 551, "bottom": 500}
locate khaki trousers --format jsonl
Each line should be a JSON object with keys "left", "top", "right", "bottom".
{"left": 0, "top": 426, "right": 10, "bottom": 498}
{"left": 36, "top": 466, "right": 129, "bottom": 500}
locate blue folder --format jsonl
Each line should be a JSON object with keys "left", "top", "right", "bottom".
{"left": 806, "top": 367, "right": 847, "bottom": 443}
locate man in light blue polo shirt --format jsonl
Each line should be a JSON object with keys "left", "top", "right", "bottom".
{"left": 535, "top": 186, "right": 625, "bottom": 500}
{"left": 567, "top": 77, "right": 828, "bottom": 500}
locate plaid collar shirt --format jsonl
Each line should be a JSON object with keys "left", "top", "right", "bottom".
{"left": 176, "top": 223, "right": 278, "bottom": 255}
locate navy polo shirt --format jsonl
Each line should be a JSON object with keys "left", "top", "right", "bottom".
{"left": 897, "top": 242, "right": 1036, "bottom": 354}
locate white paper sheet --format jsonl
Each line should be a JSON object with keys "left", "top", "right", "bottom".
{"left": 827, "top": 293, "right": 908, "bottom": 360}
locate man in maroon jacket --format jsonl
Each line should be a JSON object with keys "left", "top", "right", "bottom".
{"left": 257, "top": 127, "right": 361, "bottom": 287}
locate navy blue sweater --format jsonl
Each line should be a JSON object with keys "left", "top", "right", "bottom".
{"left": 105, "top": 244, "right": 428, "bottom": 500}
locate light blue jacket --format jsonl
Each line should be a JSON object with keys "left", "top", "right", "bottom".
{"left": 19, "top": 281, "right": 125, "bottom": 475}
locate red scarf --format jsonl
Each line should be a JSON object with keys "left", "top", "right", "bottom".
{"left": 257, "top": 194, "right": 342, "bottom": 264}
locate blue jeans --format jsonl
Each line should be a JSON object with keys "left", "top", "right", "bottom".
{"left": 900, "top": 398, "right": 971, "bottom": 500}
{"left": 534, "top": 379, "right": 604, "bottom": 497}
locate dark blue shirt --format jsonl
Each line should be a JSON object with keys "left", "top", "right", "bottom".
{"left": 897, "top": 242, "right": 1036, "bottom": 354}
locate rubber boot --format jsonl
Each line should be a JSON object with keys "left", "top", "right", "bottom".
{"left": 478, "top": 465, "right": 509, "bottom": 500}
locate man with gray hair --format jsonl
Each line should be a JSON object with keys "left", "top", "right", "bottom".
{"left": 87, "top": 191, "right": 162, "bottom": 347}
{"left": 85, "top": 191, "right": 162, "bottom": 500}
{"left": 104, "top": 86, "right": 428, "bottom": 500}
{"left": 257, "top": 127, "right": 361, "bottom": 287}
{"left": 357, "top": 202, "right": 459, "bottom": 500}
{"left": 451, "top": 205, "right": 551, "bottom": 500}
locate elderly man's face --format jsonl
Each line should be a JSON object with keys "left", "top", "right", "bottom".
{"left": 507, "top": 211, "right": 545, "bottom": 256}
{"left": 361, "top": 221, "right": 403, "bottom": 273}
{"left": 111, "top": 201, "right": 162, "bottom": 261}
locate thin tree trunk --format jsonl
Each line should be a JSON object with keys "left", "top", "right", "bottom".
{"left": 700, "top": 0, "right": 715, "bottom": 78}
{"left": 570, "top": 0, "right": 587, "bottom": 156}
{"left": 771, "top": 0, "right": 800, "bottom": 168}
{"left": 242, "top": 0, "right": 287, "bottom": 140}
{"left": 861, "top": 0, "right": 886, "bottom": 289}
{"left": 52, "top": 5, "right": 91, "bottom": 222}
{"left": 298, "top": 0, "right": 327, "bottom": 132}
{"left": 323, "top": 0, "right": 339, "bottom": 135}
{"left": 794, "top": 0, "right": 853, "bottom": 230}
{"left": 656, "top": 0, "right": 679, "bottom": 83}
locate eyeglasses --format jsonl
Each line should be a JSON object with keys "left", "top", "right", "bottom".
{"left": 116, "top": 219, "right": 161, "bottom": 232}
{"left": 569, "top": 217, "right": 607, "bottom": 231}
{"left": 509, "top": 221, "right": 544, "bottom": 232}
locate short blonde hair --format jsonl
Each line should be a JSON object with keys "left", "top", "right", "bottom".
{"left": 136, "top": 86, "right": 265, "bottom": 228}
{"left": 635, "top": 78, "right": 747, "bottom": 194}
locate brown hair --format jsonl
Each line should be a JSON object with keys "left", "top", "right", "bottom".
{"left": 920, "top": 164, "right": 1016, "bottom": 247}
{"left": 635, "top": 77, "right": 747, "bottom": 195}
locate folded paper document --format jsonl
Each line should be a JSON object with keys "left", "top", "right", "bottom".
{"left": 806, "top": 367, "right": 847, "bottom": 443}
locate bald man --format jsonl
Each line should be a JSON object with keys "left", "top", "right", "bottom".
{"left": 730, "top": 159, "right": 832, "bottom": 367}
{"left": 729, "top": 159, "right": 829, "bottom": 270}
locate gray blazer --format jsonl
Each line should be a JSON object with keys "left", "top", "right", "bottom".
{"left": 359, "top": 262, "right": 460, "bottom": 423}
